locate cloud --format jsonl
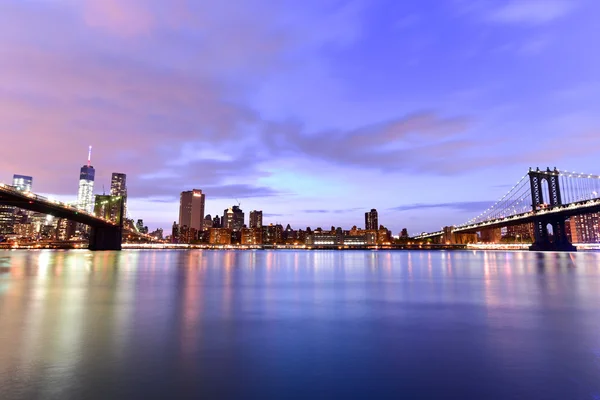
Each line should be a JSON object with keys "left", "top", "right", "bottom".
{"left": 486, "top": 0, "right": 574, "bottom": 25}
{"left": 302, "top": 208, "right": 363, "bottom": 214}
{"left": 389, "top": 201, "right": 494, "bottom": 213}
{"left": 265, "top": 111, "right": 476, "bottom": 173}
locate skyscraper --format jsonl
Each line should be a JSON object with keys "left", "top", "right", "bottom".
{"left": 77, "top": 146, "right": 95, "bottom": 213}
{"left": 223, "top": 205, "right": 244, "bottom": 231}
{"left": 179, "top": 189, "right": 205, "bottom": 231}
{"left": 249, "top": 210, "right": 263, "bottom": 229}
{"left": 110, "top": 172, "right": 127, "bottom": 218}
{"left": 365, "top": 209, "right": 378, "bottom": 230}
{"left": 12, "top": 175, "right": 32, "bottom": 192}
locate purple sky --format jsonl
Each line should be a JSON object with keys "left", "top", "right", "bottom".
{"left": 1, "top": 0, "right": 600, "bottom": 235}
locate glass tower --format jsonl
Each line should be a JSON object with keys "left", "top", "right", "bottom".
{"left": 77, "top": 147, "right": 95, "bottom": 213}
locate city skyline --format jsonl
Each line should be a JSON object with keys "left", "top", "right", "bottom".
{"left": 2, "top": 0, "right": 600, "bottom": 234}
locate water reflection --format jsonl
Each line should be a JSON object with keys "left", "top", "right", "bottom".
{"left": 0, "top": 250, "right": 599, "bottom": 399}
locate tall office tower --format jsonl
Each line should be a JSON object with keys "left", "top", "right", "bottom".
{"left": 77, "top": 146, "right": 96, "bottom": 213}
{"left": 365, "top": 209, "right": 378, "bottom": 230}
{"left": 12, "top": 175, "right": 32, "bottom": 192}
{"left": 110, "top": 172, "right": 127, "bottom": 218}
{"left": 249, "top": 210, "right": 263, "bottom": 229}
{"left": 179, "top": 189, "right": 205, "bottom": 231}
{"left": 212, "top": 215, "right": 221, "bottom": 228}
{"left": 223, "top": 205, "right": 244, "bottom": 231}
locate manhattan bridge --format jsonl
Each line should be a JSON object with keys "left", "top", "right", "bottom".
{"left": 414, "top": 167, "right": 600, "bottom": 251}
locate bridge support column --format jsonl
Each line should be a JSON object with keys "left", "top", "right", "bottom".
{"left": 89, "top": 226, "right": 122, "bottom": 251}
{"left": 529, "top": 218, "right": 576, "bottom": 252}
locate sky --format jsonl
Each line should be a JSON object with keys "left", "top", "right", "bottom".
{"left": 1, "top": 0, "right": 600, "bottom": 235}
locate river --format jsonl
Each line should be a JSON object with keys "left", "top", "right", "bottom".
{"left": 1, "top": 250, "right": 599, "bottom": 399}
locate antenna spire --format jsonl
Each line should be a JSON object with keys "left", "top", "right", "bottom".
{"left": 87, "top": 145, "right": 92, "bottom": 167}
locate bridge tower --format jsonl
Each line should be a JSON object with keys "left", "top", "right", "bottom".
{"left": 528, "top": 167, "right": 576, "bottom": 251}
{"left": 89, "top": 196, "right": 124, "bottom": 251}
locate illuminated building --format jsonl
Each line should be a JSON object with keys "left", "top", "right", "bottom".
{"left": 14, "top": 223, "right": 35, "bottom": 238}
{"left": 179, "top": 189, "right": 205, "bottom": 231}
{"left": 57, "top": 218, "right": 77, "bottom": 241}
{"left": 365, "top": 209, "right": 378, "bottom": 230}
{"left": 249, "top": 210, "right": 263, "bottom": 229}
{"left": 0, "top": 206, "right": 15, "bottom": 235}
{"left": 223, "top": 206, "right": 244, "bottom": 231}
{"left": 242, "top": 227, "right": 263, "bottom": 245}
{"left": 12, "top": 174, "right": 32, "bottom": 192}
{"left": 150, "top": 228, "right": 163, "bottom": 240}
{"left": 110, "top": 173, "right": 127, "bottom": 218}
{"left": 179, "top": 225, "right": 198, "bottom": 244}
{"left": 377, "top": 226, "right": 391, "bottom": 244}
{"left": 0, "top": 175, "right": 33, "bottom": 235}
{"left": 77, "top": 146, "right": 96, "bottom": 213}
{"left": 262, "top": 224, "right": 283, "bottom": 245}
{"left": 136, "top": 219, "right": 148, "bottom": 234}
{"left": 209, "top": 228, "right": 232, "bottom": 245}
{"left": 505, "top": 223, "right": 534, "bottom": 242}
{"left": 569, "top": 213, "right": 600, "bottom": 243}
{"left": 344, "top": 236, "right": 367, "bottom": 246}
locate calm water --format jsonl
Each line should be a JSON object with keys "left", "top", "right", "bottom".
{"left": 1, "top": 250, "right": 600, "bottom": 399}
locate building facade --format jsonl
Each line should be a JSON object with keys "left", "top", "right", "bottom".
{"left": 77, "top": 164, "right": 95, "bottom": 213}
{"left": 223, "top": 206, "right": 244, "bottom": 231}
{"left": 12, "top": 174, "right": 32, "bottom": 192}
{"left": 249, "top": 210, "right": 263, "bottom": 229}
{"left": 110, "top": 173, "right": 127, "bottom": 218}
{"left": 365, "top": 209, "right": 378, "bottom": 230}
{"left": 179, "top": 189, "right": 205, "bottom": 232}
{"left": 569, "top": 213, "right": 600, "bottom": 243}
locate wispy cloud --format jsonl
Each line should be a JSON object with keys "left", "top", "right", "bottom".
{"left": 389, "top": 201, "right": 494, "bottom": 213}
{"left": 486, "top": 0, "right": 574, "bottom": 25}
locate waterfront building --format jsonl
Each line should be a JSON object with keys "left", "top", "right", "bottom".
{"left": 209, "top": 228, "right": 232, "bottom": 245}
{"left": 401, "top": 228, "right": 409, "bottom": 238}
{"left": 179, "top": 189, "right": 205, "bottom": 232}
{"left": 568, "top": 213, "right": 600, "bottom": 243}
{"left": 249, "top": 210, "right": 263, "bottom": 229}
{"left": 262, "top": 224, "right": 283, "bottom": 245}
{"left": 223, "top": 206, "right": 244, "bottom": 231}
{"left": 77, "top": 147, "right": 96, "bottom": 213}
{"left": 242, "top": 227, "right": 263, "bottom": 245}
{"left": 344, "top": 235, "right": 368, "bottom": 246}
{"left": 377, "top": 226, "right": 392, "bottom": 244}
{"left": 179, "top": 225, "right": 198, "bottom": 244}
{"left": 365, "top": 209, "right": 378, "bottom": 230}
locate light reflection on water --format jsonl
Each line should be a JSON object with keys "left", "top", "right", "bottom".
{"left": 0, "top": 250, "right": 599, "bottom": 399}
